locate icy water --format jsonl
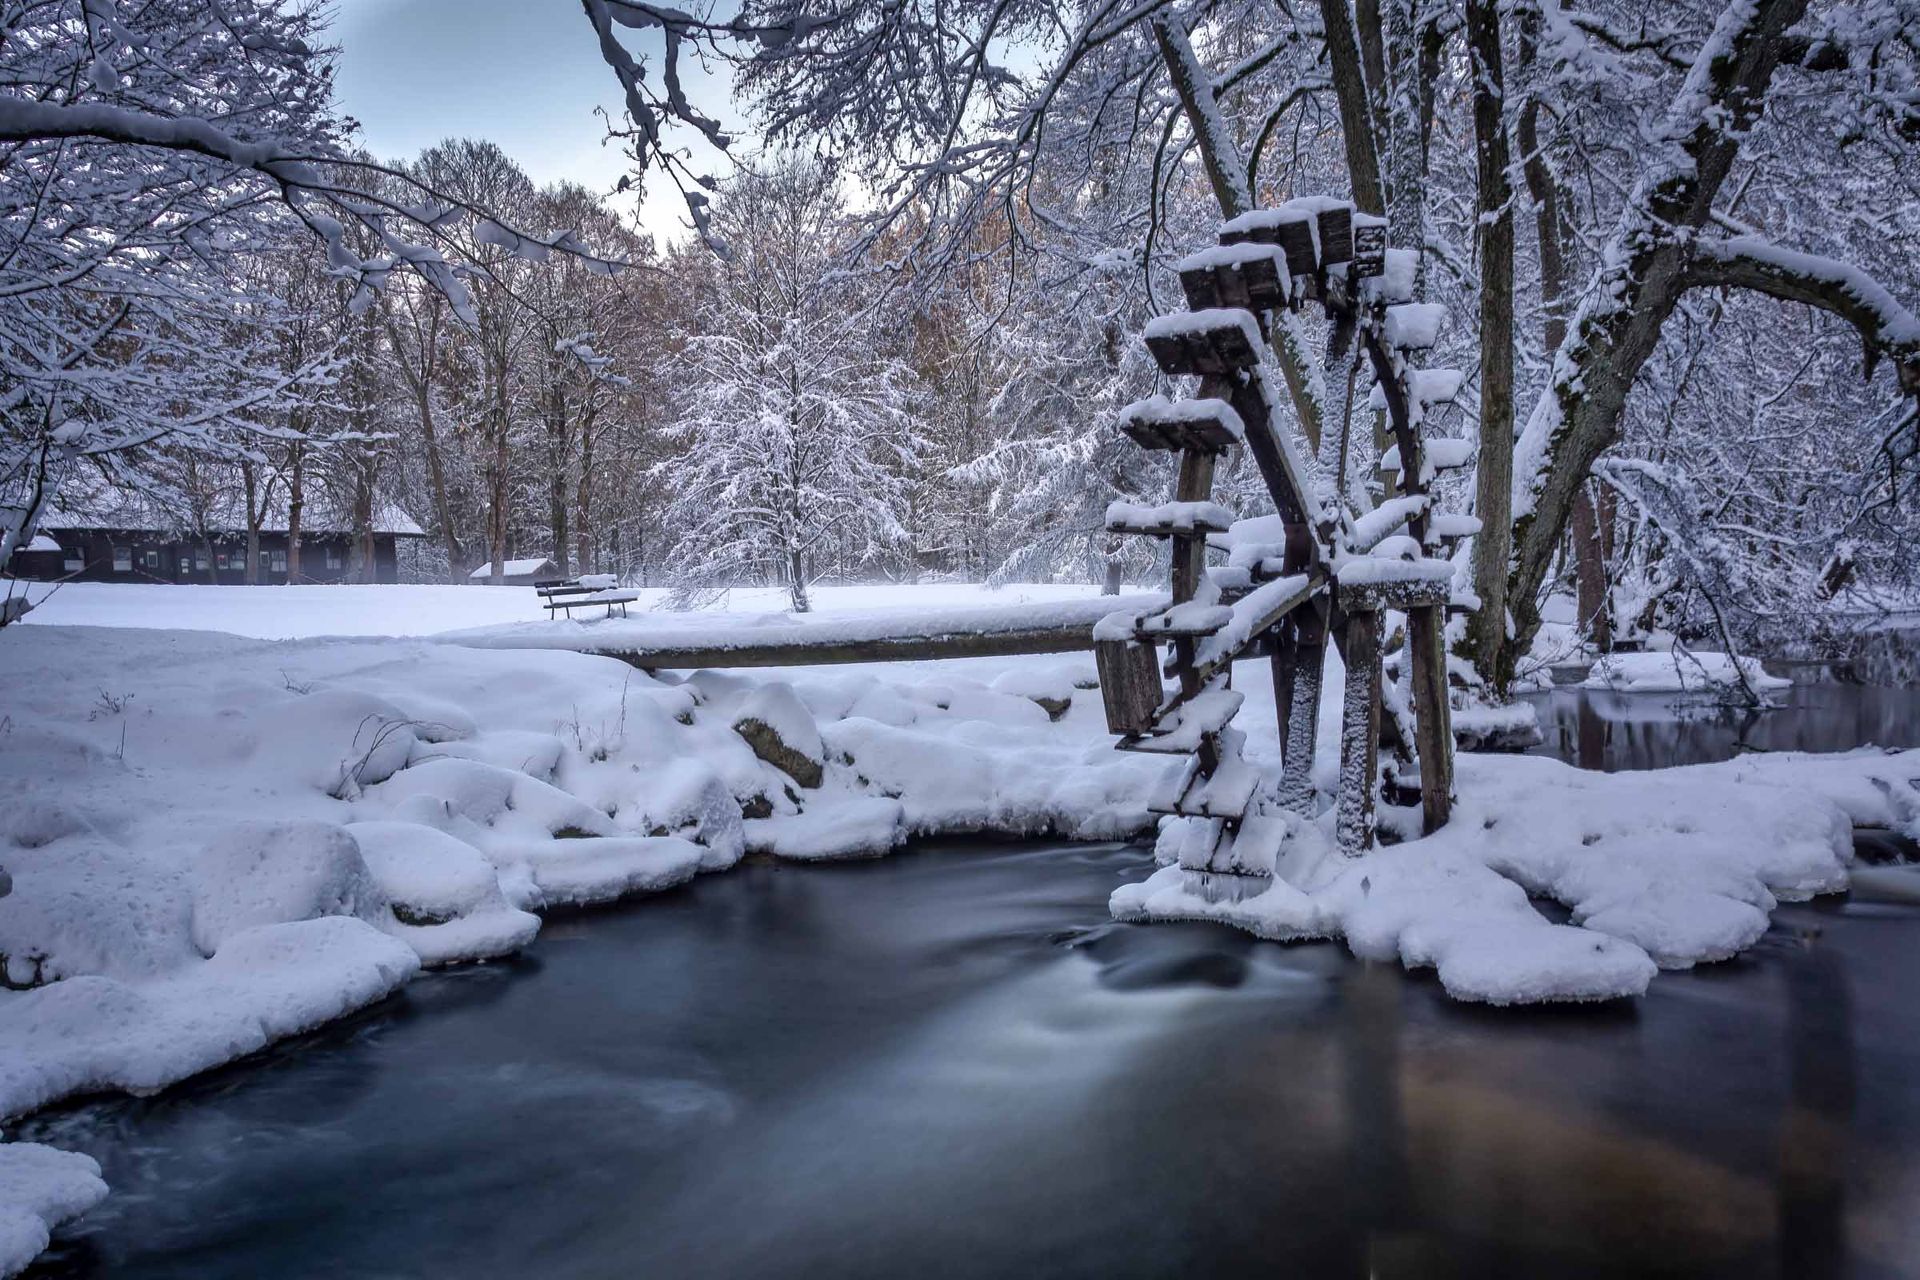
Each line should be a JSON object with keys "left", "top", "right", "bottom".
{"left": 21, "top": 680, "right": 1920, "bottom": 1280}
{"left": 1526, "top": 664, "right": 1920, "bottom": 772}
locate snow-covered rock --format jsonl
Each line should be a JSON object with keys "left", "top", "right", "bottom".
{"left": 746, "top": 798, "right": 906, "bottom": 861}
{"left": 189, "top": 821, "right": 388, "bottom": 957}
{"left": 346, "top": 822, "right": 540, "bottom": 966}
{"left": 732, "top": 683, "right": 825, "bottom": 788}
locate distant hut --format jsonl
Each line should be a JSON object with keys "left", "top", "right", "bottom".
{"left": 468, "top": 557, "right": 559, "bottom": 586}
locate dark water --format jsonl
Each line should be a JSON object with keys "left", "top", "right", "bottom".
{"left": 1526, "top": 666, "right": 1920, "bottom": 772}
{"left": 20, "top": 679, "right": 1920, "bottom": 1280}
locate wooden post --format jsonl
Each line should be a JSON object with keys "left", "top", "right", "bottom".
{"left": 1278, "top": 600, "right": 1327, "bottom": 815}
{"left": 1407, "top": 602, "right": 1453, "bottom": 833}
{"left": 1337, "top": 602, "right": 1382, "bottom": 855}
{"left": 1171, "top": 447, "right": 1219, "bottom": 770}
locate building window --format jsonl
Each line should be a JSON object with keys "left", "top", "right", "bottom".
{"left": 216, "top": 552, "right": 230, "bottom": 571}
{"left": 63, "top": 549, "right": 84, "bottom": 572}
{"left": 142, "top": 549, "right": 161, "bottom": 571}
{"left": 324, "top": 545, "right": 343, "bottom": 570}
{"left": 269, "top": 549, "right": 287, "bottom": 573}
{"left": 113, "top": 546, "right": 132, "bottom": 572}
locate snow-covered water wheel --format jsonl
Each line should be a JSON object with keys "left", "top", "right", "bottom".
{"left": 1096, "top": 198, "right": 1467, "bottom": 889}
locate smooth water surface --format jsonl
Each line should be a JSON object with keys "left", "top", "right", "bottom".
{"left": 1527, "top": 665, "right": 1920, "bottom": 772}
{"left": 19, "top": 679, "right": 1920, "bottom": 1280}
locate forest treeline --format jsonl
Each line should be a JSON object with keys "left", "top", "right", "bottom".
{"left": 4, "top": 0, "right": 1917, "bottom": 686}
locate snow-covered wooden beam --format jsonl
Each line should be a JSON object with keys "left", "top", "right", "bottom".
{"left": 454, "top": 595, "right": 1168, "bottom": 669}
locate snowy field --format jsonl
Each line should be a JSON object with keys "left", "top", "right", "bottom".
{"left": 10, "top": 580, "right": 1116, "bottom": 640}
{"left": 4, "top": 582, "right": 1920, "bottom": 1274}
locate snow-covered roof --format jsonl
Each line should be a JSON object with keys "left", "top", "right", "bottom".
{"left": 41, "top": 482, "right": 426, "bottom": 537}
{"left": 23, "top": 534, "right": 59, "bottom": 552}
{"left": 468, "top": 558, "right": 556, "bottom": 579}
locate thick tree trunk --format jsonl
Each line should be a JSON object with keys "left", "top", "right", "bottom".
{"left": 1461, "top": 0, "right": 1514, "bottom": 683}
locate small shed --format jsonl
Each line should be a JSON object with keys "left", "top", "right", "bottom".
{"left": 6, "top": 534, "right": 66, "bottom": 581}
{"left": 469, "top": 557, "right": 559, "bottom": 586}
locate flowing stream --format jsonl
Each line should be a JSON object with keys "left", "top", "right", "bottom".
{"left": 18, "top": 673, "right": 1920, "bottom": 1279}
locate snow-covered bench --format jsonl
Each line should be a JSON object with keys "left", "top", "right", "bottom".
{"left": 535, "top": 576, "right": 639, "bottom": 619}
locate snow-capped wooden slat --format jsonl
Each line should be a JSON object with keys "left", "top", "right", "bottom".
{"left": 1114, "top": 395, "right": 1244, "bottom": 454}
{"left": 1346, "top": 494, "right": 1431, "bottom": 555}
{"left": 1150, "top": 746, "right": 1262, "bottom": 821}
{"left": 1336, "top": 557, "right": 1453, "bottom": 613}
{"left": 1383, "top": 302, "right": 1447, "bottom": 351}
{"left": 1117, "top": 685, "right": 1244, "bottom": 754}
{"left": 1135, "top": 598, "right": 1234, "bottom": 639}
{"left": 1380, "top": 435, "right": 1474, "bottom": 475}
{"left": 1355, "top": 248, "right": 1418, "bottom": 305}
{"left": 1189, "top": 571, "right": 1318, "bottom": 685}
{"left": 1104, "top": 499, "right": 1235, "bottom": 538}
{"left": 1176, "top": 244, "right": 1291, "bottom": 313}
{"left": 1368, "top": 367, "right": 1465, "bottom": 413}
{"left": 1094, "top": 632, "right": 1164, "bottom": 736}
{"left": 1218, "top": 196, "right": 1357, "bottom": 277}
{"left": 1143, "top": 308, "right": 1265, "bottom": 376}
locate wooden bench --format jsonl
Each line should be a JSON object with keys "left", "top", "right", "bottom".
{"left": 535, "top": 576, "right": 640, "bottom": 619}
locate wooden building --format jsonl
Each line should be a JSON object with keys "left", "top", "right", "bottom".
{"left": 7, "top": 491, "right": 426, "bottom": 585}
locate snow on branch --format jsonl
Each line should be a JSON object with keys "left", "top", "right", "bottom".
{"left": 1687, "top": 235, "right": 1920, "bottom": 393}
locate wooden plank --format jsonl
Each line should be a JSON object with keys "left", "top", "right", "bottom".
{"left": 1096, "top": 637, "right": 1163, "bottom": 736}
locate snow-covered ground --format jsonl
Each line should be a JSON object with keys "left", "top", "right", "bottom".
{"left": 3, "top": 582, "right": 1919, "bottom": 1274}
{"left": 11, "top": 580, "right": 1117, "bottom": 640}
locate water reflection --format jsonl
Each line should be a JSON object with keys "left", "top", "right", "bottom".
{"left": 1528, "top": 675, "right": 1920, "bottom": 772}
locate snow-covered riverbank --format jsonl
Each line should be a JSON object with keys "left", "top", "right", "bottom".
{"left": 3, "top": 585, "right": 1919, "bottom": 1274}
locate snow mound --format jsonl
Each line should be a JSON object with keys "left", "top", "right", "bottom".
{"left": 0, "top": 1142, "right": 107, "bottom": 1279}
{"left": 616, "top": 759, "right": 746, "bottom": 872}
{"left": 0, "top": 917, "right": 418, "bottom": 1120}
{"left": 1115, "top": 751, "right": 1856, "bottom": 1004}
{"left": 190, "top": 821, "right": 388, "bottom": 957}
{"left": 486, "top": 835, "right": 708, "bottom": 909}
{"left": 1582, "top": 650, "right": 1789, "bottom": 693}
{"left": 746, "top": 798, "right": 906, "bottom": 861}
{"left": 347, "top": 822, "right": 540, "bottom": 966}
{"left": 732, "top": 683, "right": 825, "bottom": 788}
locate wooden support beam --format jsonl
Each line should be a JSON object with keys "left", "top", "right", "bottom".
{"left": 1277, "top": 599, "right": 1328, "bottom": 815}
{"left": 1337, "top": 603, "right": 1383, "bottom": 854}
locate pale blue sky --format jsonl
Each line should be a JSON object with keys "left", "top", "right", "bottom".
{"left": 328, "top": 0, "right": 737, "bottom": 238}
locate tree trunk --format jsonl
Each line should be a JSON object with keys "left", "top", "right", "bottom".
{"left": 1461, "top": 0, "right": 1514, "bottom": 684}
{"left": 546, "top": 367, "right": 571, "bottom": 578}
{"left": 285, "top": 440, "right": 304, "bottom": 584}
{"left": 1316, "top": 0, "right": 1385, "bottom": 214}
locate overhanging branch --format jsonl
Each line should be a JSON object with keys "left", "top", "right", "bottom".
{"left": 1686, "top": 235, "right": 1920, "bottom": 394}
